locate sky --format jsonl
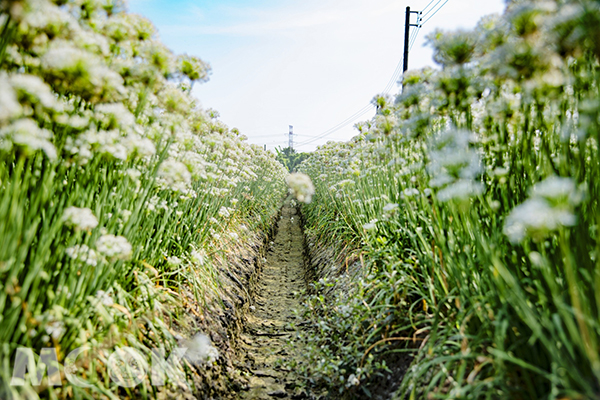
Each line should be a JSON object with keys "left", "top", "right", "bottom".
{"left": 127, "top": 0, "right": 506, "bottom": 152}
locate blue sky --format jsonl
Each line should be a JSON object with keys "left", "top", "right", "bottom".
{"left": 128, "top": 0, "right": 506, "bottom": 151}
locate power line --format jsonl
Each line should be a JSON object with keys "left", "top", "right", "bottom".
{"left": 409, "top": 19, "right": 421, "bottom": 51}
{"left": 250, "top": 133, "right": 287, "bottom": 139}
{"left": 296, "top": 133, "right": 344, "bottom": 139}
{"left": 275, "top": 1, "right": 451, "bottom": 150}
{"left": 408, "top": 17, "right": 421, "bottom": 51}
{"left": 382, "top": 9, "right": 424, "bottom": 94}
{"left": 408, "top": 0, "right": 451, "bottom": 52}
{"left": 294, "top": 104, "right": 374, "bottom": 146}
{"left": 296, "top": 4, "right": 424, "bottom": 149}
{"left": 421, "top": 0, "right": 444, "bottom": 18}
{"left": 251, "top": 130, "right": 351, "bottom": 144}
{"left": 382, "top": 57, "right": 405, "bottom": 94}
{"left": 293, "top": 55, "right": 403, "bottom": 147}
{"left": 420, "top": 0, "right": 438, "bottom": 14}
{"left": 421, "top": 0, "right": 449, "bottom": 25}
{"left": 295, "top": 108, "right": 373, "bottom": 148}
{"left": 383, "top": 24, "right": 421, "bottom": 94}
{"left": 294, "top": 104, "right": 374, "bottom": 147}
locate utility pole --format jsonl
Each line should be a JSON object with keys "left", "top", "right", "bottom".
{"left": 288, "top": 125, "right": 293, "bottom": 151}
{"left": 403, "top": 6, "right": 421, "bottom": 74}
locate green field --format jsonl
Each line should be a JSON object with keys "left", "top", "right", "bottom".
{"left": 1, "top": 0, "right": 600, "bottom": 399}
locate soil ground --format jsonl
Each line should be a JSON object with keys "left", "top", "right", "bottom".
{"left": 235, "top": 202, "right": 310, "bottom": 399}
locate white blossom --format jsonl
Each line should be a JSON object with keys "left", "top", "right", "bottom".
{"left": 122, "top": 134, "right": 156, "bottom": 158}
{"left": 167, "top": 256, "right": 182, "bottom": 266}
{"left": 0, "top": 75, "right": 22, "bottom": 123}
{"left": 504, "top": 176, "right": 583, "bottom": 243}
{"left": 363, "top": 219, "right": 378, "bottom": 231}
{"left": 119, "top": 209, "right": 132, "bottom": 223}
{"left": 437, "top": 180, "right": 484, "bottom": 202}
{"left": 96, "top": 234, "right": 132, "bottom": 260}
{"left": 8, "top": 73, "right": 62, "bottom": 112}
{"left": 286, "top": 172, "right": 315, "bottom": 204}
{"left": 126, "top": 168, "right": 142, "bottom": 182}
{"left": 531, "top": 176, "right": 582, "bottom": 206}
{"left": 218, "top": 207, "right": 231, "bottom": 218}
{"left": 383, "top": 203, "right": 399, "bottom": 212}
{"left": 0, "top": 118, "right": 57, "bottom": 159}
{"left": 190, "top": 249, "right": 206, "bottom": 266}
{"left": 228, "top": 231, "right": 239, "bottom": 240}
{"left": 41, "top": 42, "right": 125, "bottom": 102}
{"left": 55, "top": 114, "right": 89, "bottom": 130}
{"left": 427, "top": 29, "right": 478, "bottom": 67}
{"left": 21, "top": 0, "right": 75, "bottom": 34}
{"left": 62, "top": 207, "right": 99, "bottom": 231}
{"left": 73, "top": 27, "right": 110, "bottom": 57}
{"left": 428, "top": 129, "right": 483, "bottom": 201}
{"left": 503, "top": 198, "right": 575, "bottom": 243}
{"left": 429, "top": 129, "right": 481, "bottom": 185}
{"left": 45, "top": 321, "right": 65, "bottom": 341}
{"left": 157, "top": 159, "right": 192, "bottom": 192}
{"left": 66, "top": 129, "right": 129, "bottom": 161}
{"left": 95, "top": 290, "right": 114, "bottom": 306}
{"left": 345, "top": 373, "right": 360, "bottom": 388}
{"left": 95, "top": 103, "right": 135, "bottom": 129}
{"left": 41, "top": 43, "right": 95, "bottom": 74}
{"left": 403, "top": 188, "right": 420, "bottom": 198}
{"left": 66, "top": 244, "right": 99, "bottom": 266}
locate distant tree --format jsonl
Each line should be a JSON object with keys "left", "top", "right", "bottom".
{"left": 275, "top": 147, "right": 308, "bottom": 172}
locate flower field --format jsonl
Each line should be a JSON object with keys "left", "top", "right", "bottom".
{"left": 0, "top": 0, "right": 287, "bottom": 398}
{"left": 297, "top": 1, "right": 600, "bottom": 398}
{"left": 3, "top": 0, "right": 600, "bottom": 399}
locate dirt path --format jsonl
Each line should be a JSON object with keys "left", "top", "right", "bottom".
{"left": 235, "top": 202, "right": 309, "bottom": 399}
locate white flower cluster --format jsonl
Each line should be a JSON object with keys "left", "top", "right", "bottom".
{"left": 504, "top": 177, "right": 582, "bottom": 243}
{"left": 95, "top": 290, "right": 114, "bottom": 306}
{"left": 65, "top": 128, "right": 156, "bottom": 164}
{"left": 218, "top": 207, "right": 232, "bottom": 218}
{"left": 286, "top": 172, "right": 315, "bottom": 204}
{"left": 363, "top": 219, "right": 378, "bottom": 231}
{"left": 190, "top": 248, "right": 206, "bottom": 266}
{"left": 94, "top": 103, "right": 135, "bottom": 130}
{"left": 66, "top": 244, "right": 99, "bottom": 266}
{"left": 156, "top": 159, "right": 192, "bottom": 193}
{"left": 0, "top": 74, "right": 22, "bottom": 123}
{"left": 383, "top": 203, "right": 399, "bottom": 212}
{"left": 427, "top": 129, "right": 483, "bottom": 202}
{"left": 41, "top": 42, "right": 126, "bottom": 103}
{"left": 45, "top": 320, "right": 66, "bottom": 341}
{"left": 41, "top": 307, "right": 67, "bottom": 341}
{"left": 96, "top": 234, "right": 132, "bottom": 261}
{"left": 62, "top": 206, "right": 99, "bottom": 231}
{"left": 345, "top": 373, "right": 360, "bottom": 388}
{"left": 0, "top": 118, "right": 57, "bottom": 159}
{"left": 166, "top": 256, "right": 182, "bottom": 266}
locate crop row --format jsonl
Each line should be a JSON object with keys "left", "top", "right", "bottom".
{"left": 298, "top": 1, "right": 600, "bottom": 398}
{"left": 0, "top": 0, "right": 287, "bottom": 398}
